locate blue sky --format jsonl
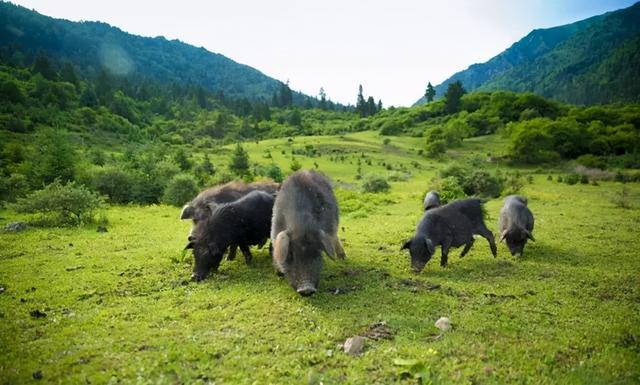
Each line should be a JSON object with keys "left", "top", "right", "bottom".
{"left": 11, "top": 0, "right": 638, "bottom": 106}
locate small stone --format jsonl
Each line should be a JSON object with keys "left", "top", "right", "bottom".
{"left": 0, "top": 286, "right": 5, "bottom": 294}
{"left": 435, "top": 317, "right": 451, "bottom": 331}
{"left": 343, "top": 336, "right": 366, "bottom": 356}
{"left": 326, "top": 349, "right": 333, "bottom": 357}
{"left": 4, "top": 222, "right": 27, "bottom": 232}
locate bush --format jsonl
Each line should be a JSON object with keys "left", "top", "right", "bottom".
{"left": 576, "top": 154, "right": 607, "bottom": 170}
{"left": 426, "top": 140, "right": 446, "bottom": 158}
{"left": 564, "top": 173, "right": 580, "bottom": 185}
{"left": 265, "top": 164, "right": 284, "bottom": 183}
{"left": 162, "top": 174, "right": 199, "bottom": 207}
{"left": 0, "top": 173, "right": 29, "bottom": 204}
{"left": 13, "top": 180, "right": 104, "bottom": 226}
{"left": 439, "top": 163, "right": 504, "bottom": 198}
{"left": 361, "top": 173, "right": 390, "bottom": 193}
{"left": 430, "top": 176, "right": 465, "bottom": 203}
{"left": 91, "top": 167, "right": 136, "bottom": 203}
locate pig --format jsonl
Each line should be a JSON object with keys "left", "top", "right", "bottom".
{"left": 271, "top": 170, "right": 346, "bottom": 296}
{"left": 180, "top": 180, "right": 279, "bottom": 260}
{"left": 423, "top": 190, "right": 441, "bottom": 211}
{"left": 186, "top": 190, "right": 275, "bottom": 281}
{"left": 498, "top": 195, "right": 535, "bottom": 257}
{"left": 402, "top": 198, "right": 497, "bottom": 271}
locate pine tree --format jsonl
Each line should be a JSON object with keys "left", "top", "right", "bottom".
{"left": 319, "top": 87, "right": 327, "bottom": 110}
{"left": 229, "top": 144, "right": 250, "bottom": 176}
{"left": 356, "top": 85, "right": 366, "bottom": 116}
{"left": 32, "top": 55, "right": 57, "bottom": 81}
{"left": 444, "top": 81, "right": 465, "bottom": 114}
{"left": 425, "top": 82, "right": 436, "bottom": 103}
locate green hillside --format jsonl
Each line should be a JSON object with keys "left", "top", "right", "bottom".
{"left": 0, "top": 1, "right": 310, "bottom": 103}
{"left": 415, "top": 2, "right": 640, "bottom": 106}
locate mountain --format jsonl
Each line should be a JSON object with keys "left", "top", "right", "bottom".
{"left": 0, "top": 1, "right": 305, "bottom": 102}
{"left": 415, "top": 2, "right": 640, "bottom": 106}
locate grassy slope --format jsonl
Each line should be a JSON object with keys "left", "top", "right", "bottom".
{"left": 1, "top": 132, "right": 639, "bottom": 384}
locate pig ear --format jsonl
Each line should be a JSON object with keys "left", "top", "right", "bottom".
{"left": 180, "top": 204, "right": 194, "bottom": 220}
{"left": 424, "top": 237, "right": 435, "bottom": 255}
{"left": 319, "top": 230, "right": 337, "bottom": 260}
{"left": 273, "top": 231, "right": 290, "bottom": 269}
{"left": 525, "top": 230, "right": 535, "bottom": 242}
{"left": 499, "top": 229, "right": 508, "bottom": 243}
{"left": 401, "top": 239, "right": 412, "bottom": 250}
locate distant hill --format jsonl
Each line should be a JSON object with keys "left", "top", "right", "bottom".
{"left": 0, "top": 1, "right": 308, "bottom": 103}
{"left": 415, "top": 2, "right": 640, "bottom": 106}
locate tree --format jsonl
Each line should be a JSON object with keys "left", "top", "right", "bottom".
{"left": 356, "top": 85, "right": 366, "bottom": 116}
{"left": 274, "top": 81, "right": 293, "bottom": 107}
{"left": 32, "top": 55, "right": 57, "bottom": 81}
{"left": 425, "top": 82, "right": 436, "bottom": 103}
{"left": 29, "top": 128, "right": 77, "bottom": 187}
{"left": 173, "top": 148, "right": 192, "bottom": 171}
{"left": 229, "top": 144, "right": 250, "bottom": 176}
{"left": 319, "top": 87, "right": 327, "bottom": 110}
{"left": 60, "top": 62, "right": 79, "bottom": 88}
{"left": 444, "top": 81, "right": 465, "bottom": 114}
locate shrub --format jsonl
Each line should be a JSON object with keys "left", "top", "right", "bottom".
{"left": 361, "top": 173, "right": 390, "bottom": 193}
{"left": 290, "top": 158, "right": 302, "bottom": 172}
{"left": 576, "top": 154, "right": 606, "bottom": 170}
{"left": 439, "top": 163, "right": 504, "bottom": 198}
{"left": 426, "top": 140, "right": 446, "bottom": 158}
{"left": 265, "top": 164, "right": 284, "bottom": 183}
{"left": 91, "top": 167, "right": 135, "bottom": 203}
{"left": 0, "top": 173, "right": 29, "bottom": 204}
{"left": 13, "top": 180, "right": 104, "bottom": 226}
{"left": 430, "top": 176, "right": 465, "bottom": 203}
{"left": 564, "top": 173, "right": 580, "bottom": 185}
{"left": 162, "top": 174, "right": 199, "bottom": 207}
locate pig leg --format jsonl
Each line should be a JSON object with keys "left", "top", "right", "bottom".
{"left": 333, "top": 237, "right": 347, "bottom": 260}
{"left": 460, "top": 239, "right": 474, "bottom": 258}
{"left": 476, "top": 226, "right": 497, "bottom": 257}
{"left": 227, "top": 245, "right": 238, "bottom": 261}
{"left": 239, "top": 245, "right": 253, "bottom": 265}
{"left": 440, "top": 239, "right": 451, "bottom": 267}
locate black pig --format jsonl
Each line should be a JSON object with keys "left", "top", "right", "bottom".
{"left": 181, "top": 180, "right": 279, "bottom": 260}
{"left": 186, "top": 190, "right": 274, "bottom": 281}
{"left": 423, "top": 190, "right": 441, "bottom": 211}
{"left": 271, "top": 170, "right": 346, "bottom": 296}
{"left": 402, "top": 198, "right": 497, "bottom": 271}
{"left": 498, "top": 195, "right": 535, "bottom": 257}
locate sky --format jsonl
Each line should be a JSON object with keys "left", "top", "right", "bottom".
{"left": 9, "top": 0, "right": 638, "bottom": 106}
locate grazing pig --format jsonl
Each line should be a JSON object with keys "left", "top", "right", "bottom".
{"left": 180, "top": 180, "right": 279, "bottom": 220}
{"left": 498, "top": 195, "right": 535, "bottom": 257}
{"left": 402, "top": 198, "right": 497, "bottom": 271}
{"left": 423, "top": 190, "right": 441, "bottom": 211}
{"left": 271, "top": 170, "right": 346, "bottom": 296}
{"left": 180, "top": 180, "right": 279, "bottom": 260}
{"left": 186, "top": 190, "right": 274, "bottom": 281}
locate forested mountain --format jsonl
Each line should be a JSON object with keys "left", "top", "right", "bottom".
{"left": 0, "top": 1, "right": 310, "bottom": 103}
{"left": 415, "top": 2, "right": 640, "bottom": 106}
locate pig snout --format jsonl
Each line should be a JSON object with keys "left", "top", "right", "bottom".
{"left": 296, "top": 282, "right": 317, "bottom": 296}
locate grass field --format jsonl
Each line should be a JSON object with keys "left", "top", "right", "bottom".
{"left": 1, "top": 132, "right": 639, "bottom": 384}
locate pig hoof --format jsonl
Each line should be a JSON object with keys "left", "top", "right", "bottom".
{"left": 190, "top": 273, "right": 203, "bottom": 282}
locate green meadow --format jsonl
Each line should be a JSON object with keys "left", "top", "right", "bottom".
{"left": 1, "top": 132, "right": 639, "bottom": 384}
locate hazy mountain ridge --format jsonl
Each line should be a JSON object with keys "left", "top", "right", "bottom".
{"left": 0, "top": 1, "right": 302, "bottom": 102}
{"left": 415, "top": 2, "right": 640, "bottom": 106}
